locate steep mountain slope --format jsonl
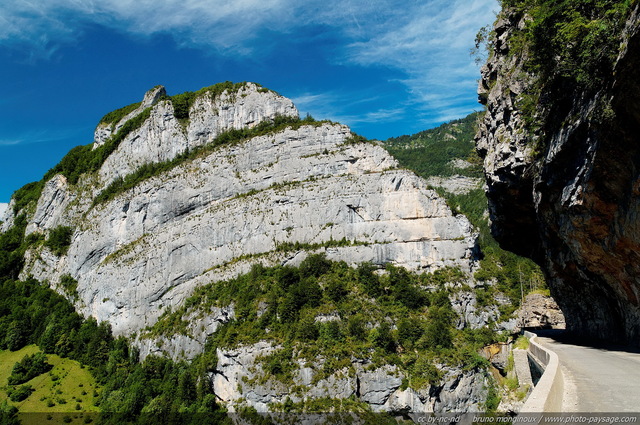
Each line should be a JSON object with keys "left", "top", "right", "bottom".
{"left": 3, "top": 83, "right": 475, "bottom": 347}
{"left": 0, "top": 82, "right": 530, "bottom": 416}
{"left": 476, "top": 1, "right": 640, "bottom": 344}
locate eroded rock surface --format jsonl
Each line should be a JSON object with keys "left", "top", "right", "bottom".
{"left": 476, "top": 5, "right": 640, "bottom": 344}
{"left": 211, "top": 341, "right": 488, "bottom": 415}
{"left": 16, "top": 84, "right": 477, "bottom": 350}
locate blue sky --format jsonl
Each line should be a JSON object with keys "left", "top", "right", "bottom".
{"left": 0, "top": 0, "right": 498, "bottom": 203}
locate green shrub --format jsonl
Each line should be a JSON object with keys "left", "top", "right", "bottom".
{"left": 99, "top": 102, "right": 141, "bottom": 125}
{"left": 12, "top": 181, "right": 45, "bottom": 214}
{"left": 8, "top": 385, "right": 34, "bottom": 402}
{"left": 8, "top": 351, "right": 53, "bottom": 385}
{"left": 45, "top": 226, "right": 73, "bottom": 256}
{"left": 59, "top": 274, "right": 79, "bottom": 301}
{"left": 411, "top": 358, "right": 442, "bottom": 388}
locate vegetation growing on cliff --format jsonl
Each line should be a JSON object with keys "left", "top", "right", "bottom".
{"left": 0, "top": 215, "right": 28, "bottom": 280}
{"left": 99, "top": 101, "right": 142, "bottom": 125}
{"left": 44, "top": 226, "right": 73, "bottom": 256}
{"left": 10, "top": 106, "right": 152, "bottom": 215}
{"left": 503, "top": 0, "right": 634, "bottom": 88}
{"left": 147, "top": 255, "right": 497, "bottom": 392}
{"left": 495, "top": 0, "right": 635, "bottom": 136}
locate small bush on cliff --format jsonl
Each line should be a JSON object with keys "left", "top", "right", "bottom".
{"left": 45, "top": 226, "right": 73, "bottom": 256}
{"left": 99, "top": 102, "right": 141, "bottom": 125}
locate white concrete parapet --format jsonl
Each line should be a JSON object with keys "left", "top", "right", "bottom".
{"left": 521, "top": 331, "right": 564, "bottom": 412}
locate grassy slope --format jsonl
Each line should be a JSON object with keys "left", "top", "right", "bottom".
{"left": 0, "top": 346, "right": 100, "bottom": 415}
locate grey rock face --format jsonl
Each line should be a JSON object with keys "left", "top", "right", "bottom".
{"left": 433, "top": 368, "right": 487, "bottom": 412}
{"left": 93, "top": 86, "right": 167, "bottom": 149}
{"left": 137, "top": 305, "right": 235, "bottom": 360}
{"left": 17, "top": 85, "right": 477, "bottom": 354}
{"left": 97, "top": 83, "right": 298, "bottom": 186}
{"left": 211, "top": 341, "right": 487, "bottom": 414}
{"left": 25, "top": 175, "right": 72, "bottom": 235}
{"left": 1, "top": 200, "right": 16, "bottom": 232}
{"left": 450, "top": 291, "right": 498, "bottom": 330}
{"left": 358, "top": 365, "right": 403, "bottom": 406}
{"left": 0, "top": 203, "right": 7, "bottom": 221}
{"left": 476, "top": 5, "right": 640, "bottom": 343}
{"left": 517, "top": 293, "right": 565, "bottom": 330}
{"left": 425, "top": 176, "right": 482, "bottom": 195}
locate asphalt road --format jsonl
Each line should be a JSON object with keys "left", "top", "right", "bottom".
{"left": 534, "top": 330, "right": 640, "bottom": 412}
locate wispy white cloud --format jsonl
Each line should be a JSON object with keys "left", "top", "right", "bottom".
{"left": 0, "top": 0, "right": 498, "bottom": 126}
{"left": 344, "top": 0, "right": 499, "bottom": 127}
{"left": 0, "top": 128, "right": 86, "bottom": 146}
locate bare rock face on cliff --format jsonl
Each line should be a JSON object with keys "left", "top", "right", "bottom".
{"left": 476, "top": 5, "right": 640, "bottom": 344}
{"left": 7, "top": 82, "right": 477, "bottom": 350}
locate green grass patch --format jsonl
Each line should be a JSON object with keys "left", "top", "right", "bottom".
{"left": 513, "top": 336, "right": 530, "bottom": 350}
{"left": 0, "top": 346, "right": 100, "bottom": 413}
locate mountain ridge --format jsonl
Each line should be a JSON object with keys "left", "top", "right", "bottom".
{"left": 0, "top": 81, "right": 544, "bottom": 416}
{"left": 3, "top": 83, "right": 479, "bottom": 350}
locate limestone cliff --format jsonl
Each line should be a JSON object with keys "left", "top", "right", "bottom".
{"left": 476, "top": 3, "right": 640, "bottom": 344}
{"left": 211, "top": 341, "right": 488, "bottom": 416}
{"left": 9, "top": 82, "right": 477, "bottom": 344}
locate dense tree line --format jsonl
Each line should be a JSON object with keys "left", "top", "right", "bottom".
{"left": 0, "top": 277, "right": 228, "bottom": 424}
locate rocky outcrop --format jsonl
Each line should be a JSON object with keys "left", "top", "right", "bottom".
{"left": 517, "top": 293, "right": 565, "bottom": 330}
{"left": 476, "top": 5, "right": 640, "bottom": 344}
{"left": 25, "top": 175, "right": 72, "bottom": 235}
{"left": 1, "top": 200, "right": 15, "bottom": 232}
{"left": 0, "top": 203, "right": 8, "bottom": 223}
{"left": 211, "top": 341, "right": 488, "bottom": 415}
{"left": 450, "top": 290, "right": 518, "bottom": 333}
{"left": 16, "top": 84, "right": 478, "bottom": 349}
{"left": 137, "top": 305, "right": 235, "bottom": 360}
{"left": 97, "top": 83, "right": 298, "bottom": 186}
{"left": 425, "top": 175, "right": 481, "bottom": 195}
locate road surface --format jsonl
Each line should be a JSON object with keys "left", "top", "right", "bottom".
{"left": 535, "top": 330, "right": 640, "bottom": 412}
